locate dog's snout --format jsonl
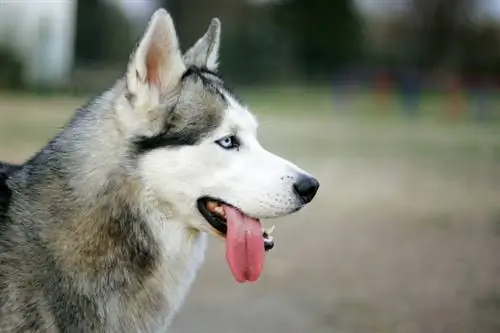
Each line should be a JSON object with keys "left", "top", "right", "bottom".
{"left": 293, "top": 175, "right": 319, "bottom": 204}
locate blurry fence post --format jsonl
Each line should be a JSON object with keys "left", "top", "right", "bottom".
{"left": 374, "top": 71, "right": 392, "bottom": 115}
{"left": 470, "top": 77, "right": 492, "bottom": 122}
{"left": 332, "top": 68, "right": 355, "bottom": 114}
{"left": 444, "top": 76, "right": 466, "bottom": 122}
{"left": 399, "top": 70, "right": 421, "bottom": 118}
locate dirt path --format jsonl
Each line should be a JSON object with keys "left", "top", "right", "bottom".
{"left": 2, "top": 102, "right": 500, "bottom": 333}
{"left": 172, "top": 117, "right": 500, "bottom": 333}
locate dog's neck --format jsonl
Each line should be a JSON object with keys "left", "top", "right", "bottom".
{"left": 6, "top": 111, "right": 210, "bottom": 330}
{"left": 103, "top": 209, "right": 209, "bottom": 330}
{"left": 146, "top": 212, "right": 209, "bottom": 327}
{"left": 34, "top": 187, "right": 208, "bottom": 330}
{"left": 108, "top": 209, "right": 209, "bottom": 330}
{"left": 38, "top": 173, "right": 208, "bottom": 284}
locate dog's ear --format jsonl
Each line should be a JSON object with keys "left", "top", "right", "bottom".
{"left": 183, "top": 18, "right": 221, "bottom": 71}
{"left": 127, "top": 9, "right": 185, "bottom": 100}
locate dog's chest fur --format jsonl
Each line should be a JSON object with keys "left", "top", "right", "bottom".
{"left": 0, "top": 199, "right": 209, "bottom": 332}
{"left": 106, "top": 220, "right": 208, "bottom": 332}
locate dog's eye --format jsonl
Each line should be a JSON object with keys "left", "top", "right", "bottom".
{"left": 215, "top": 135, "right": 240, "bottom": 150}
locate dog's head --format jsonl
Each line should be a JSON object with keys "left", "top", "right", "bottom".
{"left": 119, "top": 9, "right": 319, "bottom": 282}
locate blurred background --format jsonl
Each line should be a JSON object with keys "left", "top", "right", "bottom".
{"left": 1, "top": 0, "right": 500, "bottom": 332}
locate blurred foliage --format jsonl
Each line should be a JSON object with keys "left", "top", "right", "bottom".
{"left": 2, "top": 0, "right": 500, "bottom": 90}
{"left": 461, "top": 23, "right": 500, "bottom": 75}
{"left": 164, "top": 0, "right": 364, "bottom": 83}
{"left": 410, "top": 0, "right": 472, "bottom": 70}
{"left": 165, "top": 0, "right": 293, "bottom": 84}
{"left": 374, "top": 0, "right": 500, "bottom": 76}
{"left": 217, "top": 6, "right": 294, "bottom": 84}
{"left": 74, "top": 0, "right": 136, "bottom": 66}
{"left": 272, "top": 0, "right": 364, "bottom": 81}
{"left": 0, "top": 48, "right": 25, "bottom": 91}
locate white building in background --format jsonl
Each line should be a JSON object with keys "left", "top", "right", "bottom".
{"left": 1, "top": 0, "right": 499, "bottom": 89}
{"left": 0, "top": 0, "right": 158, "bottom": 88}
{"left": 354, "top": 0, "right": 500, "bottom": 21}
{"left": 0, "top": 0, "right": 78, "bottom": 88}
{"left": 107, "top": 0, "right": 160, "bottom": 24}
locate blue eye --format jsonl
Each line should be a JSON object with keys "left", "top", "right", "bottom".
{"left": 215, "top": 135, "right": 240, "bottom": 150}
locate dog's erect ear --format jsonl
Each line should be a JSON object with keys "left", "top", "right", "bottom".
{"left": 127, "top": 9, "right": 185, "bottom": 99}
{"left": 183, "top": 18, "right": 221, "bottom": 71}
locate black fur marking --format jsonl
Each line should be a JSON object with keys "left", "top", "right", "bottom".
{"left": 132, "top": 124, "right": 203, "bottom": 154}
{"left": 181, "top": 66, "right": 241, "bottom": 103}
{"left": 131, "top": 102, "right": 216, "bottom": 154}
{"left": 131, "top": 66, "right": 236, "bottom": 154}
{"left": 106, "top": 204, "right": 161, "bottom": 279}
{"left": 0, "top": 163, "right": 22, "bottom": 219}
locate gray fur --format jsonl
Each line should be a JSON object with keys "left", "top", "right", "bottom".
{"left": 1, "top": 80, "right": 163, "bottom": 332}
{"left": 0, "top": 12, "right": 228, "bottom": 333}
{"left": 183, "top": 18, "right": 221, "bottom": 70}
{"left": 133, "top": 67, "right": 228, "bottom": 153}
{"left": 0, "top": 9, "right": 319, "bottom": 333}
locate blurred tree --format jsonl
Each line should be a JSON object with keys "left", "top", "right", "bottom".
{"left": 0, "top": 48, "right": 24, "bottom": 90}
{"left": 461, "top": 22, "right": 500, "bottom": 76}
{"left": 162, "top": 0, "right": 241, "bottom": 50}
{"left": 164, "top": 0, "right": 290, "bottom": 84}
{"left": 410, "top": 0, "right": 474, "bottom": 70}
{"left": 163, "top": 0, "right": 365, "bottom": 83}
{"left": 74, "top": 0, "right": 135, "bottom": 66}
{"left": 273, "top": 0, "right": 364, "bottom": 80}
{"left": 404, "top": 0, "right": 500, "bottom": 77}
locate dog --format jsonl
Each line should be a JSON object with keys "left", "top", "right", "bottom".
{"left": 0, "top": 9, "right": 319, "bottom": 332}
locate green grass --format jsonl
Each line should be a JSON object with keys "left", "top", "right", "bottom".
{"left": 242, "top": 85, "right": 500, "bottom": 122}
{"left": 2, "top": 87, "right": 500, "bottom": 165}
{"left": 2, "top": 87, "right": 500, "bottom": 333}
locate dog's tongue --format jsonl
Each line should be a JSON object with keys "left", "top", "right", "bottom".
{"left": 224, "top": 205, "right": 264, "bottom": 283}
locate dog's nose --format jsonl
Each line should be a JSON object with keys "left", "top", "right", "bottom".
{"left": 293, "top": 175, "right": 319, "bottom": 204}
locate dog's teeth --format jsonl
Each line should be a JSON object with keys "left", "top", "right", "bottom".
{"left": 214, "top": 206, "right": 225, "bottom": 216}
{"left": 264, "top": 224, "right": 275, "bottom": 235}
{"left": 207, "top": 201, "right": 218, "bottom": 211}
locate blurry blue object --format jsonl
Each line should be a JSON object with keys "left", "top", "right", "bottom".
{"left": 400, "top": 70, "right": 421, "bottom": 118}
{"left": 471, "top": 79, "right": 491, "bottom": 122}
{"left": 332, "top": 68, "right": 354, "bottom": 113}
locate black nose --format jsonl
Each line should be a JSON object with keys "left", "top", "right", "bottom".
{"left": 293, "top": 175, "right": 319, "bottom": 204}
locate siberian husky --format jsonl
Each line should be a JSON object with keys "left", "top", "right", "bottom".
{"left": 0, "top": 9, "right": 319, "bottom": 332}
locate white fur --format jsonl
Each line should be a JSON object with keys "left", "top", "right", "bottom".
{"left": 147, "top": 212, "right": 208, "bottom": 331}
{"left": 139, "top": 93, "right": 311, "bottom": 234}
{"left": 134, "top": 92, "right": 312, "bottom": 331}
{"left": 114, "top": 9, "right": 314, "bottom": 332}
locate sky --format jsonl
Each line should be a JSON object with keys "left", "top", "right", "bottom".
{"left": 112, "top": 0, "right": 500, "bottom": 22}
{"left": 354, "top": 0, "right": 500, "bottom": 20}
{"left": 477, "top": 0, "right": 500, "bottom": 19}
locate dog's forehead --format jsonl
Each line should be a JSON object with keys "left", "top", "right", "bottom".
{"left": 178, "top": 67, "right": 258, "bottom": 134}
{"left": 223, "top": 93, "right": 258, "bottom": 134}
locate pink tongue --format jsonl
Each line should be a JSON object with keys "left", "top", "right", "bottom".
{"left": 224, "top": 205, "right": 264, "bottom": 283}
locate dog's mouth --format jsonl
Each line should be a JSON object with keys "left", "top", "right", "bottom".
{"left": 197, "top": 196, "right": 275, "bottom": 283}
